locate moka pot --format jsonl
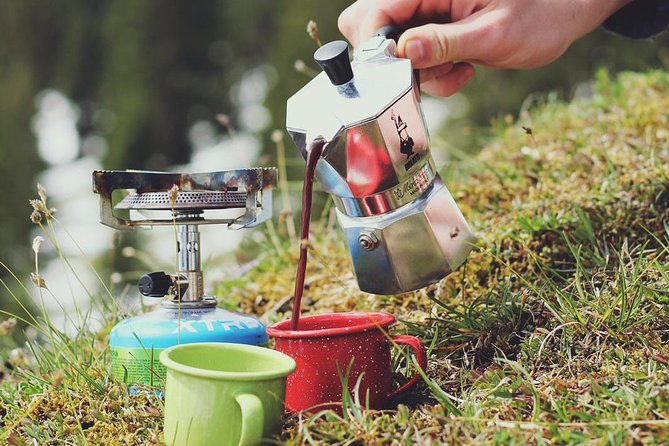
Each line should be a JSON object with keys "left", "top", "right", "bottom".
{"left": 286, "top": 31, "right": 476, "bottom": 295}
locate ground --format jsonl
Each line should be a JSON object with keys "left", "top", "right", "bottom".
{"left": 1, "top": 70, "right": 668, "bottom": 445}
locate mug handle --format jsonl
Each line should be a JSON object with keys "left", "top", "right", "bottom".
{"left": 387, "top": 335, "right": 428, "bottom": 400}
{"left": 235, "top": 393, "right": 264, "bottom": 446}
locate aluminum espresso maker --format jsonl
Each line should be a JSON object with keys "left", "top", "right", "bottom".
{"left": 286, "top": 30, "right": 476, "bottom": 294}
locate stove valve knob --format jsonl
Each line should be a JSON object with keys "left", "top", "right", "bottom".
{"left": 138, "top": 272, "right": 172, "bottom": 297}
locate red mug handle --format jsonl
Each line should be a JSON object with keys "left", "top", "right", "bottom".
{"left": 387, "top": 335, "right": 427, "bottom": 400}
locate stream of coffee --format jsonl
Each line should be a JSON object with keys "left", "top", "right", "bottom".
{"left": 290, "top": 138, "right": 327, "bottom": 330}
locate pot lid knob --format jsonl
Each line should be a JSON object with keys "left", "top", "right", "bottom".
{"left": 314, "top": 40, "right": 353, "bottom": 86}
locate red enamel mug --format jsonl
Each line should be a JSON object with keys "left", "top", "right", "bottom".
{"left": 266, "top": 312, "right": 427, "bottom": 413}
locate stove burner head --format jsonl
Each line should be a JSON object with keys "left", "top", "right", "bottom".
{"left": 93, "top": 168, "right": 277, "bottom": 229}
{"left": 116, "top": 190, "right": 248, "bottom": 211}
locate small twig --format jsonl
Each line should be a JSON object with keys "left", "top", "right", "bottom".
{"left": 306, "top": 20, "right": 322, "bottom": 47}
{"left": 168, "top": 185, "right": 181, "bottom": 344}
{"left": 260, "top": 294, "right": 294, "bottom": 323}
{"left": 522, "top": 126, "right": 538, "bottom": 148}
{"left": 272, "top": 130, "right": 297, "bottom": 242}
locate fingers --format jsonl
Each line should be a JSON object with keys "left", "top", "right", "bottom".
{"left": 338, "top": 0, "right": 479, "bottom": 97}
{"left": 420, "top": 62, "right": 455, "bottom": 82}
{"left": 338, "top": 2, "right": 363, "bottom": 45}
{"left": 397, "top": 17, "right": 490, "bottom": 69}
{"left": 339, "top": 0, "right": 438, "bottom": 46}
{"left": 420, "top": 62, "right": 475, "bottom": 97}
{"left": 339, "top": 0, "right": 600, "bottom": 75}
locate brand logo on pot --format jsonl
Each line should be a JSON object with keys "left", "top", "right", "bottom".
{"left": 391, "top": 110, "right": 414, "bottom": 158}
{"left": 391, "top": 110, "right": 421, "bottom": 171}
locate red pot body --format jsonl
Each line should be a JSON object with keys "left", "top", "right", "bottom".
{"left": 266, "top": 312, "right": 426, "bottom": 413}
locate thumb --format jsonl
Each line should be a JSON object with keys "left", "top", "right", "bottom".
{"left": 397, "top": 20, "right": 487, "bottom": 68}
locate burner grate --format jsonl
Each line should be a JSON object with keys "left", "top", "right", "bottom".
{"left": 116, "top": 191, "right": 248, "bottom": 211}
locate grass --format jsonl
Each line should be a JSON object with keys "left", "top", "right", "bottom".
{"left": 1, "top": 69, "right": 668, "bottom": 445}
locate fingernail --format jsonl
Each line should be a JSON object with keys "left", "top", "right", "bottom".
{"left": 405, "top": 39, "right": 426, "bottom": 63}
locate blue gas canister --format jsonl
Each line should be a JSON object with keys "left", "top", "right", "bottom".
{"left": 109, "top": 303, "right": 268, "bottom": 385}
{"left": 93, "top": 169, "right": 277, "bottom": 386}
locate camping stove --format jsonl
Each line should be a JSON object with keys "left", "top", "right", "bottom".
{"left": 93, "top": 168, "right": 276, "bottom": 385}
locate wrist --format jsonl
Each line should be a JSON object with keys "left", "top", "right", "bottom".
{"left": 606, "top": 0, "right": 635, "bottom": 18}
{"left": 579, "top": 0, "right": 633, "bottom": 27}
{"left": 563, "top": 0, "right": 632, "bottom": 41}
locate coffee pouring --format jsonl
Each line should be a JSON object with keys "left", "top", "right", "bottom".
{"left": 286, "top": 28, "right": 476, "bottom": 294}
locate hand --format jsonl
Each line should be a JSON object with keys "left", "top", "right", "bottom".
{"left": 339, "top": 0, "right": 632, "bottom": 96}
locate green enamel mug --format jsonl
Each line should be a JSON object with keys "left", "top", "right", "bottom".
{"left": 160, "top": 343, "right": 296, "bottom": 446}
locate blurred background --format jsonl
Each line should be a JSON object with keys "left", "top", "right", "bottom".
{"left": 0, "top": 0, "right": 667, "bottom": 330}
